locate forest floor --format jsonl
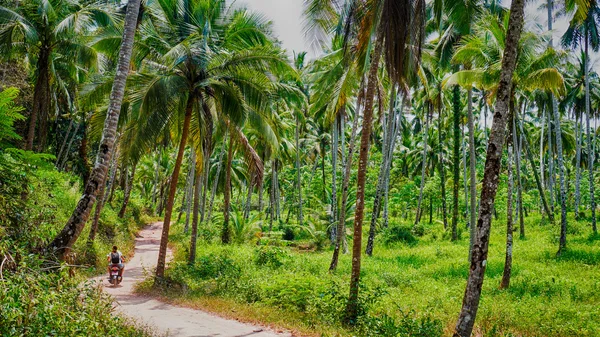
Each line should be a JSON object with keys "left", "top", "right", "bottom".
{"left": 91, "top": 221, "right": 291, "bottom": 337}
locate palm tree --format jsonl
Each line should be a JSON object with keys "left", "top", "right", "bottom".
{"left": 126, "top": 0, "right": 288, "bottom": 277}
{"left": 312, "top": 0, "right": 426, "bottom": 324}
{"left": 48, "top": 0, "right": 141, "bottom": 259}
{"left": 453, "top": 0, "right": 526, "bottom": 335}
{"left": 562, "top": 0, "right": 600, "bottom": 235}
{"left": 0, "top": 0, "right": 112, "bottom": 151}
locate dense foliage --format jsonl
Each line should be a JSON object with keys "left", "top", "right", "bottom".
{"left": 1, "top": 0, "right": 600, "bottom": 335}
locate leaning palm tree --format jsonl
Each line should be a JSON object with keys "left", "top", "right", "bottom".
{"left": 453, "top": 0, "right": 527, "bottom": 335}
{"left": 0, "top": 0, "right": 113, "bottom": 151}
{"left": 48, "top": 0, "right": 141, "bottom": 259}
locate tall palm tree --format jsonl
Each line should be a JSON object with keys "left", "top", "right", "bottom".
{"left": 311, "top": 0, "right": 426, "bottom": 323}
{"left": 562, "top": 0, "right": 600, "bottom": 235}
{"left": 453, "top": 0, "right": 526, "bottom": 335}
{"left": 48, "top": 0, "right": 141, "bottom": 259}
{"left": 127, "top": 0, "right": 288, "bottom": 277}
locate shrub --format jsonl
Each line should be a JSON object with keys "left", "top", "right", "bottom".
{"left": 359, "top": 310, "right": 443, "bottom": 337}
{"left": 382, "top": 225, "right": 417, "bottom": 245}
{"left": 254, "top": 246, "right": 289, "bottom": 268}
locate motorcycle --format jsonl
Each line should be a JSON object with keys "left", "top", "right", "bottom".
{"left": 109, "top": 264, "right": 122, "bottom": 286}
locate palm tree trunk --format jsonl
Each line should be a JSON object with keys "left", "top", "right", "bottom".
{"left": 500, "top": 140, "right": 514, "bottom": 290}
{"left": 552, "top": 97, "right": 568, "bottom": 255}
{"left": 547, "top": 110, "right": 555, "bottom": 212}
{"left": 269, "top": 159, "right": 276, "bottom": 231}
{"left": 330, "top": 94, "right": 362, "bottom": 271}
{"left": 514, "top": 105, "right": 525, "bottom": 238}
{"left": 462, "top": 128, "right": 469, "bottom": 220}
{"left": 585, "top": 36, "right": 597, "bottom": 234}
{"left": 517, "top": 115, "right": 554, "bottom": 223}
{"left": 156, "top": 93, "right": 194, "bottom": 278}
{"left": 189, "top": 153, "right": 202, "bottom": 265}
{"left": 366, "top": 86, "right": 397, "bottom": 255}
{"left": 118, "top": 161, "right": 137, "bottom": 218}
{"left": 184, "top": 151, "right": 196, "bottom": 233}
{"left": 207, "top": 141, "right": 226, "bottom": 224}
{"left": 346, "top": 34, "right": 382, "bottom": 324}
{"left": 575, "top": 113, "right": 582, "bottom": 219}
{"left": 27, "top": 45, "right": 50, "bottom": 151}
{"left": 244, "top": 180, "right": 252, "bottom": 220}
{"left": 59, "top": 121, "right": 81, "bottom": 171}
{"left": 222, "top": 131, "right": 234, "bottom": 244}
{"left": 47, "top": 0, "right": 141, "bottom": 260}
{"left": 540, "top": 109, "right": 545, "bottom": 205}
{"left": 56, "top": 118, "right": 74, "bottom": 167}
{"left": 88, "top": 143, "right": 119, "bottom": 244}
{"left": 331, "top": 115, "right": 339, "bottom": 244}
{"left": 468, "top": 88, "right": 477, "bottom": 258}
{"left": 415, "top": 105, "right": 430, "bottom": 226}
{"left": 453, "top": 0, "right": 525, "bottom": 334}
{"left": 295, "top": 110, "right": 303, "bottom": 225}
{"left": 451, "top": 85, "right": 461, "bottom": 241}
{"left": 152, "top": 148, "right": 161, "bottom": 210}
{"left": 438, "top": 102, "right": 448, "bottom": 229}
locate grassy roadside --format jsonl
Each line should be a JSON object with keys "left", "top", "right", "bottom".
{"left": 137, "top": 213, "right": 600, "bottom": 337}
{"left": 1, "top": 165, "right": 159, "bottom": 336}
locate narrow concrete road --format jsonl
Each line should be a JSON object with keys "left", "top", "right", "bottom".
{"left": 93, "top": 222, "right": 290, "bottom": 337}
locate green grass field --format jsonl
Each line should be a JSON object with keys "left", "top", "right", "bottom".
{"left": 142, "top": 214, "right": 600, "bottom": 336}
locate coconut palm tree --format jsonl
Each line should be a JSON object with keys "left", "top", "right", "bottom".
{"left": 562, "top": 0, "right": 600, "bottom": 236}
{"left": 48, "top": 0, "right": 141, "bottom": 259}
{"left": 124, "top": 0, "right": 289, "bottom": 276}
{"left": 453, "top": 0, "right": 526, "bottom": 335}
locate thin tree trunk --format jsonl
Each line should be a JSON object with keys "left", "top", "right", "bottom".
{"left": 60, "top": 121, "right": 81, "bottom": 171}
{"left": 366, "top": 86, "right": 398, "bottom": 255}
{"left": 184, "top": 151, "right": 196, "bottom": 233}
{"left": 552, "top": 97, "right": 568, "bottom": 255}
{"left": 244, "top": 180, "right": 252, "bottom": 219}
{"left": 575, "top": 113, "right": 582, "bottom": 219}
{"left": 439, "top": 101, "right": 449, "bottom": 229}
{"left": 518, "top": 115, "right": 554, "bottom": 223}
{"left": 415, "top": 105, "right": 430, "bottom": 225}
{"left": 330, "top": 92, "right": 362, "bottom": 271}
{"left": 462, "top": 128, "right": 469, "bottom": 221}
{"left": 56, "top": 118, "right": 74, "bottom": 167}
{"left": 585, "top": 36, "right": 597, "bottom": 234}
{"left": 346, "top": 34, "right": 382, "bottom": 324}
{"left": 47, "top": 0, "right": 141, "bottom": 260}
{"left": 547, "top": 110, "right": 555, "bottom": 212}
{"left": 189, "top": 153, "right": 202, "bottom": 265}
{"left": 331, "top": 115, "right": 339, "bottom": 244}
{"left": 451, "top": 85, "right": 461, "bottom": 241}
{"left": 453, "top": 0, "right": 525, "bottom": 334}
{"left": 207, "top": 142, "right": 226, "bottom": 224}
{"left": 269, "top": 159, "right": 276, "bottom": 231}
{"left": 295, "top": 110, "right": 303, "bottom": 225}
{"left": 118, "top": 161, "right": 137, "bottom": 218}
{"left": 152, "top": 148, "right": 161, "bottom": 209}
{"left": 514, "top": 106, "right": 525, "bottom": 238}
{"left": 156, "top": 93, "right": 194, "bottom": 278}
{"left": 500, "top": 140, "right": 514, "bottom": 290}
{"left": 540, "top": 109, "right": 545, "bottom": 202}
{"left": 222, "top": 131, "right": 234, "bottom": 244}
{"left": 468, "top": 88, "right": 477, "bottom": 259}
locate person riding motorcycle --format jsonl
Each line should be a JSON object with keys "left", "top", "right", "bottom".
{"left": 107, "top": 245, "right": 125, "bottom": 280}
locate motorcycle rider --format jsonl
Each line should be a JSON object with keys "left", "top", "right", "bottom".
{"left": 107, "top": 245, "right": 125, "bottom": 279}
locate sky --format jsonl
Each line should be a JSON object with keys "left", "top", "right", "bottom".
{"left": 238, "top": 0, "right": 598, "bottom": 70}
